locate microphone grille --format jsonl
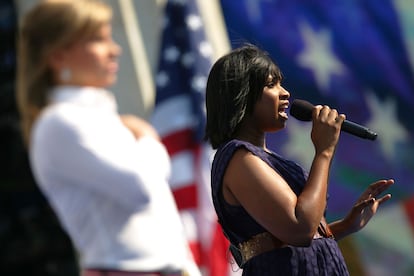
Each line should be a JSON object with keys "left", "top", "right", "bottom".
{"left": 290, "top": 99, "right": 313, "bottom": 121}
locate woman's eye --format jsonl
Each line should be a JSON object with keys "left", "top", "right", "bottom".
{"left": 88, "top": 34, "right": 108, "bottom": 42}
{"left": 266, "top": 82, "right": 275, "bottom": 88}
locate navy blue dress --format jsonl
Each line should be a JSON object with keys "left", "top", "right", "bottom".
{"left": 211, "top": 139, "right": 349, "bottom": 276}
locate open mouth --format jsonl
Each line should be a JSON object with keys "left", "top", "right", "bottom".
{"left": 278, "top": 104, "right": 289, "bottom": 119}
{"left": 278, "top": 110, "right": 288, "bottom": 119}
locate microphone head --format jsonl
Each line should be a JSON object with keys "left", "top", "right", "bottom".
{"left": 289, "top": 99, "right": 314, "bottom": 121}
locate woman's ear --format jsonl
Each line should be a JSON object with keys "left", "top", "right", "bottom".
{"left": 47, "top": 49, "right": 65, "bottom": 71}
{"left": 47, "top": 49, "right": 72, "bottom": 83}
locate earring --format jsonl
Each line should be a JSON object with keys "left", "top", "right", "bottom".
{"left": 60, "top": 68, "right": 71, "bottom": 82}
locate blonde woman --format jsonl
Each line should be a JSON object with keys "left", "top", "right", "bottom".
{"left": 17, "top": 1, "right": 200, "bottom": 275}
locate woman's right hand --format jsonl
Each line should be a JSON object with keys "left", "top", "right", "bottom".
{"left": 310, "top": 105, "right": 345, "bottom": 156}
{"left": 120, "top": 114, "right": 160, "bottom": 140}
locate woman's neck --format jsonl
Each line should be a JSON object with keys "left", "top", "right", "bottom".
{"left": 234, "top": 129, "right": 266, "bottom": 149}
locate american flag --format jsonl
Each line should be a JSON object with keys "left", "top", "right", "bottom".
{"left": 151, "top": 1, "right": 235, "bottom": 275}
{"left": 220, "top": 0, "right": 414, "bottom": 275}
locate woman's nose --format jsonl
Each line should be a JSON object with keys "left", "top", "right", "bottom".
{"left": 112, "top": 40, "right": 122, "bottom": 56}
{"left": 282, "top": 86, "right": 290, "bottom": 99}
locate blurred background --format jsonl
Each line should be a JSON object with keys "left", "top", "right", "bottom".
{"left": 1, "top": 0, "right": 413, "bottom": 275}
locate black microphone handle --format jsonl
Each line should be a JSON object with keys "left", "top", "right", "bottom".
{"left": 289, "top": 99, "right": 378, "bottom": 141}
{"left": 341, "top": 120, "right": 377, "bottom": 140}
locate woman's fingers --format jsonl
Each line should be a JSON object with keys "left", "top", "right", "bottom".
{"left": 376, "top": 194, "right": 392, "bottom": 205}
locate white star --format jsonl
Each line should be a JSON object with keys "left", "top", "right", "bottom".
{"left": 199, "top": 41, "right": 213, "bottom": 59}
{"left": 393, "top": 0, "right": 414, "bottom": 73}
{"left": 244, "top": 0, "right": 273, "bottom": 23}
{"left": 358, "top": 203, "right": 414, "bottom": 262}
{"left": 181, "top": 52, "right": 195, "bottom": 67}
{"left": 245, "top": 0, "right": 263, "bottom": 23}
{"left": 156, "top": 71, "right": 169, "bottom": 88}
{"left": 162, "top": 16, "right": 169, "bottom": 29}
{"left": 164, "top": 46, "right": 180, "bottom": 63}
{"left": 191, "top": 75, "right": 207, "bottom": 92}
{"left": 187, "top": 14, "right": 203, "bottom": 31}
{"left": 297, "top": 22, "right": 346, "bottom": 92}
{"left": 283, "top": 119, "right": 314, "bottom": 171}
{"left": 365, "top": 92, "right": 409, "bottom": 160}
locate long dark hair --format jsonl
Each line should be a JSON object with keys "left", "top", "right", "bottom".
{"left": 204, "top": 44, "right": 282, "bottom": 149}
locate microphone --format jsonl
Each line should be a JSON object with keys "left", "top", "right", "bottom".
{"left": 289, "top": 99, "right": 378, "bottom": 140}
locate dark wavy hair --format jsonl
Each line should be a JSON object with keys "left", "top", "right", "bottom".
{"left": 204, "top": 44, "right": 282, "bottom": 149}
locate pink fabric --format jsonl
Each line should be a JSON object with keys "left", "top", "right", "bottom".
{"left": 82, "top": 269, "right": 183, "bottom": 276}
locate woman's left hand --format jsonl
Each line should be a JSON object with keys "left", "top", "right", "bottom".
{"left": 343, "top": 179, "right": 394, "bottom": 234}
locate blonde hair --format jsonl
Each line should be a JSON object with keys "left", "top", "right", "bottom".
{"left": 16, "top": 0, "right": 112, "bottom": 145}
